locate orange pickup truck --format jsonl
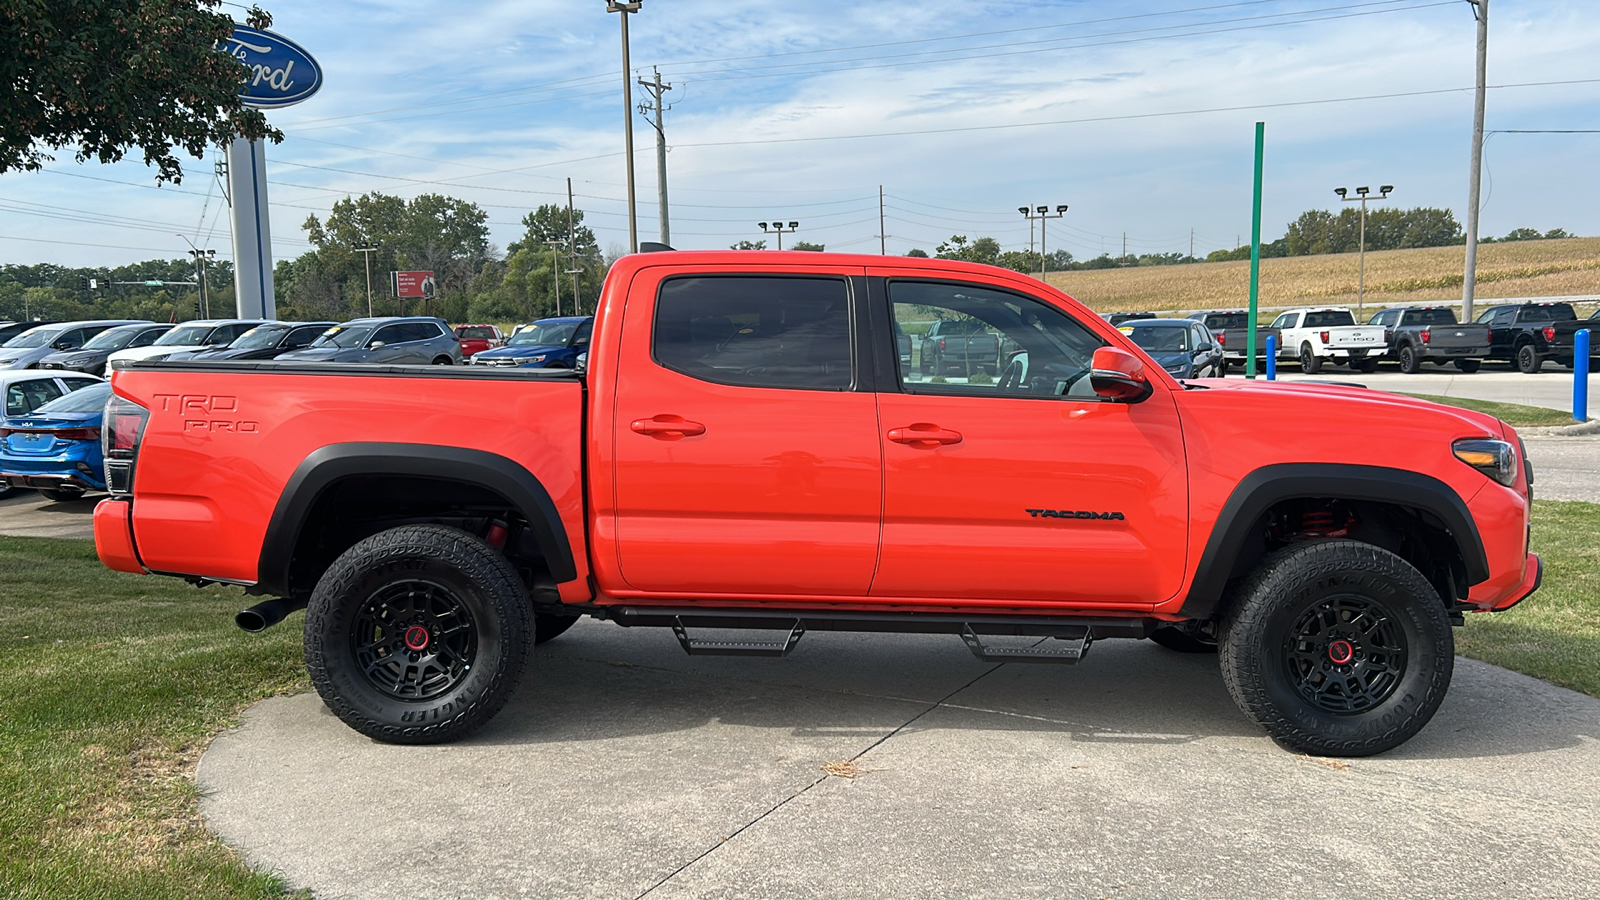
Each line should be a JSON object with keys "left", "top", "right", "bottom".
{"left": 94, "top": 251, "right": 1541, "bottom": 756}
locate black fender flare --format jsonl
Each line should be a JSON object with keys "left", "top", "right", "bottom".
{"left": 1178, "top": 463, "right": 1489, "bottom": 620}
{"left": 255, "top": 442, "right": 577, "bottom": 597}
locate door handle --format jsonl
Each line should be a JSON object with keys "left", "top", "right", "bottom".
{"left": 631, "top": 415, "right": 707, "bottom": 439}
{"left": 888, "top": 423, "right": 963, "bottom": 447}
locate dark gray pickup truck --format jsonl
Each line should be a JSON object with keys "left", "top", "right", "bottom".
{"left": 918, "top": 318, "right": 1002, "bottom": 376}
{"left": 1368, "top": 306, "right": 1490, "bottom": 373}
{"left": 1186, "top": 310, "right": 1279, "bottom": 368}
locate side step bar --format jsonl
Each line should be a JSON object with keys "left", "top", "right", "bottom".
{"left": 672, "top": 617, "right": 806, "bottom": 657}
{"left": 960, "top": 625, "right": 1091, "bottom": 664}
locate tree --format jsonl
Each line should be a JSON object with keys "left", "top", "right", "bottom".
{"left": 790, "top": 241, "right": 825, "bottom": 252}
{"left": 1, "top": 2, "right": 281, "bottom": 183}
{"left": 730, "top": 240, "right": 767, "bottom": 250}
{"left": 904, "top": 249, "right": 929, "bottom": 258}
{"left": 934, "top": 235, "right": 1001, "bottom": 265}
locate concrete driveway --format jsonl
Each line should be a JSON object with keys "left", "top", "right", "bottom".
{"left": 0, "top": 490, "right": 96, "bottom": 539}
{"left": 199, "top": 622, "right": 1600, "bottom": 899}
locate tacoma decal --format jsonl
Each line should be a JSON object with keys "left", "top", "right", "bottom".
{"left": 1025, "top": 509, "right": 1125, "bottom": 520}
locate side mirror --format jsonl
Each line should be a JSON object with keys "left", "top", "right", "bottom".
{"left": 1196, "top": 342, "right": 1214, "bottom": 353}
{"left": 1090, "top": 347, "right": 1153, "bottom": 403}
{"left": 368, "top": 341, "right": 385, "bottom": 350}
{"left": 54, "top": 340, "right": 81, "bottom": 351}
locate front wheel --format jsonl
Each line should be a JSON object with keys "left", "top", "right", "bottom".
{"left": 304, "top": 525, "right": 531, "bottom": 744}
{"left": 1218, "top": 540, "right": 1452, "bottom": 757}
{"left": 1299, "top": 344, "right": 1322, "bottom": 374}
{"left": 432, "top": 356, "right": 454, "bottom": 366}
{"left": 1516, "top": 343, "right": 1543, "bottom": 374}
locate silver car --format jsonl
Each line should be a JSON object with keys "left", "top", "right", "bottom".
{"left": 276, "top": 317, "right": 463, "bottom": 365}
{"left": 0, "top": 320, "right": 149, "bottom": 369}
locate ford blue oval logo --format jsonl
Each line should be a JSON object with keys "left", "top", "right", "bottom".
{"left": 224, "top": 25, "right": 322, "bottom": 109}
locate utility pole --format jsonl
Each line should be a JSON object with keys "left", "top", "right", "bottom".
{"left": 177, "top": 234, "right": 215, "bottom": 318}
{"left": 607, "top": 1, "right": 643, "bottom": 253}
{"left": 545, "top": 240, "right": 566, "bottom": 316}
{"left": 1122, "top": 232, "right": 1127, "bottom": 262}
{"left": 637, "top": 67, "right": 673, "bottom": 246}
{"left": 1462, "top": 0, "right": 1489, "bottom": 323}
{"left": 1190, "top": 228, "right": 1195, "bottom": 260}
{"left": 354, "top": 246, "right": 378, "bottom": 316}
{"left": 879, "top": 185, "right": 886, "bottom": 254}
{"left": 1018, "top": 205, "right": 1067, "bottom": 278}
{"left": 758, "top": 221, "right": 799, "bottom": 250}
{"left": 567, "top": 178, "right": 581, "bottom": 313}
{"left": 1334, "top": 185, "right": 1394, "bottom": 318}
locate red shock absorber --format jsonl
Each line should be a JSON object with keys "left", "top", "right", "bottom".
{"left": 1298, "top": 509, "right": 1351, "bottom": 539}
{"left": 486, "top": 520, "right": 509, "bottom": 550}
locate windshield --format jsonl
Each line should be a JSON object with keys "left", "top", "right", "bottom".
{"left": 310, "top": 325, "right": 375, "bottom": 348}
{"left": 1124, "top": 324, "right": 1189, "bottom": 353}
{"left": 509, "top": 322, "right": 577, "bottom": 347}
{"left": 229, "top": 325, "right": 290, "bottom": 350}
{"left": 3, "top": 325, "right": 64, "bottom": 349}
{"left": 1204, "top": 314, "right": 1250, "bottom": 329}
{"left": 33, "top": 381, "right": 110, "bottom": 415}
{"left": 155, "top": 324, "right": 217, "bottom": 346}
{"left": 1304, "top": 311, "right": 1356, "bottom": 328}
{"left": 82, "top": 325, "right": 146, "bottom": 351}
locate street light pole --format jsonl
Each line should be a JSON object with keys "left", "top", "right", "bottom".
{"left": 355, "top": 246, "right": 378, "bottom": 317}
{"left": 545, "top": 240, "right": 567, "bottom": 316}
{"left": 608, "top": 1, "right": 643, "bottom": 254}
{"left": 177, "top": 234, "right": 213, "bottom": 318}
{"left": 1334, "top": 185, "right": 1393, "bottom": 317}
{"left": 758, "top": 221, "right": 799, "bottom": 250}
{"left": 638, "top": 67, "right": 672, "bottom": 246}
{"left": 1017, "top": 205, "right": 1068, "bottom": 278}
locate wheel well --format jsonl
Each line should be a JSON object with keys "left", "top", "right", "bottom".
{"left": 1215, "top": 497, "right": 1468, "bottom": 616}
{"left": 282, "top": 474, "right": 560, "bottom": 603}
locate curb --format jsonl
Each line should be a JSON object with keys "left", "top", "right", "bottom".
{"left": 1520, "top": 420, "right": 1600, "bottom": 436}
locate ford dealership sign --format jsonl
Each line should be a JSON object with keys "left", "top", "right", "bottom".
{"left": 224, "top": 25, "right": 322, "bottom": 108}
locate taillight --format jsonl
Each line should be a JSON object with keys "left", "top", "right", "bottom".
{"left": 102, "top": 394, "right": 150, "bottom": 496}
{"left": 1542, "top": 325, "right": 1556, "bottom": 342}
{"left": 51, "top": 428, "right": 101, "bottom": 441}
{"left": 1420, "top": 327, "right": 1431, "bottom": 344}
{"left": 1319, "top": 331, "right": 1329, "bottom": 343}
{"left": 1215, "top": 332, "right": 1226, "bottom": 346}
{"left": 938, "top": 338, "right": 946, "bottom": 351}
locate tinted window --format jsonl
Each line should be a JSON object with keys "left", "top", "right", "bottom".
{"left": 1303, "top": 311, "right": 1356, "bottom": 328}
{"left": 654, "top": 276, "right": 852, "bottom": 390}
{"left": 212, "top": 323, "right": 254, "bottom": 344}
{"left": 372, "top": 325, "right": 407, "bottom": 346}
{"left": 53, "top": 329, "right": 88, "bottom": 349}
{"left": 1405, "top": 308, "right": 1457, "bottom": 325}
{"left": 1517, "top": 305, "right": 1576, "bottom": 323}
{"left": 61, "top": 377, "right": 100, "bottom": 392}
{"left": 129, "top": 327, "right": 168, "bottom": 348}
{"left": 456, "top": 326, "right": 496, "bottom": 339}
{"left": 891, "top": 280, "right": 1105, "bottom": 399}
{"left": 403, "top": 322, "right": 443, "bottom": 342}
{"left": 284, "top": 325, "right": 328, "bottom": 348}
{"left": 572, "top": 320, "right": 593, "bottom": 347}
{"left": 1205, "top": 313, "right": 1250, "bottom": 330}
{"left": 6, "top": 379, "right": 62, "bottom": 415}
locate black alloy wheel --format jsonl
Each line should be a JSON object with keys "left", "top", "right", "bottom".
{"left": 305, "top": 525, "right": 530, "bottom": 744}
{"left": 1218, "top": 540, "right": 1452, "bottom": 757}
{"left": 1300, "top": 344, "right": 1322, "bottom": 374}
{"left": 1398, "top": 344, "right": 1421, "bottom": 374}
{"left": 1516, "top": 343, "right": 1543, "bottom": 374}
{"left": 432, "top": 356, "right": 454, "bottom": 365}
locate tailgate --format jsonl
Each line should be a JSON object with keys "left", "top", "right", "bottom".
{"left": 113, "top": 365, "right": 586, "bottom": 584}
{"left": 1426, "top": 325, "right": 1490, "bottom": 350}
{"left": 1327, "top": 326, "right": 1385, "bottom": 347}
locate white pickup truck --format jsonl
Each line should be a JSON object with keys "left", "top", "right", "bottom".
{"left": 1270, "top": 307, "right": 1387, "bottom": 373}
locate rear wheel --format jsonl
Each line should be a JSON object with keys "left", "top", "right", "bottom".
{"left": 431, "top": 356, "right": 454, "bottom": 366}
{"left": 1397, "top": 344, "right": 1421, "bottom": 374}
{"left": 1455, "top": 358, "right": 1482, "bottom": 373}
{"left": 1218, "top": 540, "right": 1452, "bottom": 757}
{"left": 304, "top": 525, "right": 531, "bottom": 744}
{"left": 1516, "top": 343, "right": 1543, "bottom": 374}
{"left": 1299, "top": 344, "right": 1322, "bottom": 374}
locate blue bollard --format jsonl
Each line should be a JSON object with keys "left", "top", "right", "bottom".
{"left": 1576, "top": 329, "right": 1590, "bottom": 422}
{"left": 1266, "top": 334, "right": 1277, "bottom": 381}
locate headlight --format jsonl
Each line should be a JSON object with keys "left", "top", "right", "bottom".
{"left": 526, "top": 355, "right": 546, "bottom": 363}
{"left": 1453, "top": 438, "right": 1517, "bottom": 486}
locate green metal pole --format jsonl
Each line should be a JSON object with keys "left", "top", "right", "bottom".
{"left": 1247, "top": 121, "right": 1265, "bottom": 379}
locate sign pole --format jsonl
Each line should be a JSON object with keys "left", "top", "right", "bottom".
{"left": 227, "top": 136, "right": 275, "bottom": 319}
{"left": 1247, "top": 122, "right": 1265, "bottom": 379}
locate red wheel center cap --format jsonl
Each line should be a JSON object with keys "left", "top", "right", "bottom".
{"left": 1328, "top": 639, "right": 1355, "bottom": 665}
{"left": 404, "top": 626, "right": 431, "bottom": 651}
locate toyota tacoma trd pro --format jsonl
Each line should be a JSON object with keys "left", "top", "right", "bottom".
{"left": 94, "top": 251, "right": 1541, "bottom": 757}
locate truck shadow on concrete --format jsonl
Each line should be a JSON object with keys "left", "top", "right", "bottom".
{"left": 464, "top": 621, "right": 1600, "bottom": 761}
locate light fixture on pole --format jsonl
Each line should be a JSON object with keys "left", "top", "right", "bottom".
{"left": 1334, "top": 184, "right": 1393, "bottom": 317}
{"left": 1018, "top": 205, "right": 1068, "bottom": 278}
{"left": 607, "top": 1, "right": 643, "bottom": 254}
{"left": 758, "top": 221, "right": 800, "bottom": 250}
{"left": 177, "top": 234, "right": 216, "bottom": 318}
{"left": 354, "top": 245, "right": 379, "bottom": 317}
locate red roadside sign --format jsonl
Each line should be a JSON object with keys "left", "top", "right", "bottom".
{"left": 393, "top": 270, "right": 436, "bottom": 299}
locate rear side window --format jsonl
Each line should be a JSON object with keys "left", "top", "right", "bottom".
{"left": 372, "top": 325, "right": 407, "bottom": 345}
{"left": 1303, "top": 311, "right": 1356, "bottom": 328}
{"left": 572, "top": 320, "right": 593, "bottom": 347}
{"left": 285, "top": 325, "right": 327, "bottom": 348}
{"left": 405, "top": 322, "right": 444, "bottom": 342}
{"left": 653, "top": 276, "right": 852, "bottom": 390}
{"left": 6, "top": 380, "right": 62, "bottom": 416}
{"left": 130, "top": 328, "right": 164, "bottom": 348}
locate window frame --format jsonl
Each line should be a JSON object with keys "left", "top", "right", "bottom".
{"left": 649, "top": 273, "right": 864, "bottom": 394}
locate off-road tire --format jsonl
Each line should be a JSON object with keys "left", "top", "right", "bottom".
{"left": 1516, "top": 343, "right": 1543, "bottom": 374}
{"left": 1300, "top": 344, "right": 1322, "bottom": 374}
{"left": 1398, "top": 344, "right": 1421, "bottom": 374}
{"left": 1150, "top": 625, "right": 1218, "bottom": 653}
{"left": 534, "top": 612, "right": 580, "bottom": 645}
{"left": 1455, "top": 358, "right": 1482, "bottom": 373}
{"left": 304, "top": 525, "right": 531, "bottom": 744}
{"left": 1218, "top": 540, "right": 1453, "bottom": 757}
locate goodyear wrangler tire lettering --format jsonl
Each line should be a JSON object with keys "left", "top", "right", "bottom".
{"left": 1217, "top": 539, "right": 1453, "bottom": 758}
{"left": 303, "top": 525, "right": 530, "bottom": 745}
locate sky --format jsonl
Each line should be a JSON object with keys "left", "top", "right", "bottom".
{"left": 3, "top": 0, "right": 1598, "bottom": 271}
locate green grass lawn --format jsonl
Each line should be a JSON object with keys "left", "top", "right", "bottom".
{"left": 1401, "top": 392, "right": 1583, "bottom": 427}
{"left": 0, "top": 501, "right": 1595, "bottom": 896}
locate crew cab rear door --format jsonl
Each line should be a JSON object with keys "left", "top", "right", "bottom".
{"left": 609, "top": 266, "right": 882, "bottom": 596}
{"left": 867, "top": 270, "right": 1189, "bottom": 608}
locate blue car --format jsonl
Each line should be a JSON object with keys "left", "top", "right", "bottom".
{"left": 468, "top": 316, "right": 592, "bottom": 368}
{"left": 0, "top": 381, "right": 112, "bottom": 501}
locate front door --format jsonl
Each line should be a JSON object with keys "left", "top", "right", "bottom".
{"left": 611, "top": 269, "right": 882, "bottom": 596}
{"left": 870, "top": 274, "right": 1189, "bottom": 608}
